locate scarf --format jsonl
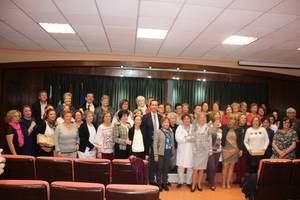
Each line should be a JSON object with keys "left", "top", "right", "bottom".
{"left": 9, "top": 122, "right": 24, "bottom": 147}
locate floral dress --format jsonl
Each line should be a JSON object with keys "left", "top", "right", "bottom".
{"left": 272, "top": 129, "right": 298, "bottom": 159}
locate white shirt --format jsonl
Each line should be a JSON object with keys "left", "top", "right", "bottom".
{"left": 244, "top": 127, "right": 269, "bottom": 151}
{"left": 45, "top": 122, "right": 55, "bottom": 137}
{"left": 94, "top": 124, "right": 114, "bottom": 153}
{"left": 151, "top": 112, "right": 159, "bottom": 131}
{"left": 87, "top": 123, "right": 97, "bottom": 148}
{"left": 270, "top": 124, "right": 278, "bottom": 133}
{"left": 132, "top": 129, "right": 144, "bottom": 153}
{"left": 86, "top": 103, "right": 95, "bottom": 113}
{"left": 40, "top": 102, "right": 47, "bottom": 119}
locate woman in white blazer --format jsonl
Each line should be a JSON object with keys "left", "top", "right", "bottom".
{"left": 176, "top": 114, "right": 195, "bottom": 188}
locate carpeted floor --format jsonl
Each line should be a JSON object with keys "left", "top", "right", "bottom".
{"left": 159, "top": 184, "right": 244, "bottom": 200}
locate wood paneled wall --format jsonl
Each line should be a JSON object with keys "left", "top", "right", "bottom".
{"left": 1, "top": 63, "right": 300, "bottom": 124}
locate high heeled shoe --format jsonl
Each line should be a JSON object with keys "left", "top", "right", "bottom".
{"left": 197, "top": 185, "right": 202, "bottom": 191}
{"left": 190, "top": 186, "right": 196, "bottom": 192}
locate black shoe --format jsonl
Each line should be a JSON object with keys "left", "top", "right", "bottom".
{"left": 176, "top": 184, "right": 182, "bottom": 188}
{"left": 166, "top": 182, "right": 171, "bottom": 186}
{"left": 210, "top": 186, "right": 216, "bottom": 191}
{"left": 197, "top": 185, "right": 202, "bottom": 191}
{"left": 159, "top": 187, "right": 163, "bottom": 192}
{"left": 190, "top": 186, "right": 196, "bottom": 192}
{"left": 162, "top": 184, "right": 169, "bottom": 191}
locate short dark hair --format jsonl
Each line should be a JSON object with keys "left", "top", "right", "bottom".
{"left": 118, "top": 109, "right": 129, "bottom": 119}
{"left": 175, "top": 103, "right": 182, "bottom": 109}
{"left": 181, "top": 113, "right": 192, "bottom": 121}
{"left": 261, "top": 117, "right": 270, "bottom": 124}
{"left": 119, "top": 99, "right": 129, "bottom": 110}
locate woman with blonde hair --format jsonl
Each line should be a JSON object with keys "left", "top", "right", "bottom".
{"left": 3, "top": 110, "right": 24, "bottom": 155}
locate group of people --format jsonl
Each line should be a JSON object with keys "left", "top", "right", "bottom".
{"left": 1, "top": 90, "right": 300, "bottom": 192}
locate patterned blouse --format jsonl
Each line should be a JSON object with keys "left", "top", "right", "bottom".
{"left": 272, "top": 129, "right": 298, "bottom": 159}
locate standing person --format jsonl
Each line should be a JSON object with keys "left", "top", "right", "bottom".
{"left": 20, "top": 105, "right": 37, "bottom": 156}
{"left": 78, "top": 111, "right": 97, "bottom": 158}
{"left": 201, "top": 102, "right": 209, "bottom": 122}
{"left": 261, "top": 117, "right": 275, "bottom": 158}
{"left": 182, "top": 103, "right": 190, "bottom": 114}
{"left": 80, "top": 92, "right": 96, "bottom": 113}
{"left": 31, "top": 90, "right": 48, "bottom": 126}
{"left": 54, "top": 110, "right": 79, "bottom": 158}
{"left": 246, "top": 103, "right": 258, "bottom": 126}
{"left": 113, "top": 110, "right": 131, "bottom": 159}
{"left": 136, "top": 96, "right": 147, "bottom": 115}
{"left": 240, "top": 102, "right": 248, "bottom": 115}
{"left": 221, "top": 105, "right": 232, "bottom": 126}
{"left": 94, "top": 112, "right": 114, "bottom": 160}
{"left": 191, "top": 112, "right": 211, "bottom": 192}
{"left": 141, "top": 100, "right": 161, "bottom": 186}
{"left": 36, "top": 108, "right": 56, "bottom": 156}
{"left": 74, "top": 110, "right": 84, "bottom": 128}
{"left": 164, "top": 103, "right": 173, "bottom": 115}
{"left": 3, "top": 110, "right": 24, "bottom": 155}
{"left": 94, "top": 95, "right": 114, "bottom": 128}
{"left": 112, "top": 99, "right": 134, "bottom": 127}
{"left": 286, "top": 107, "right": 300, "bottom": 157}
{"left": 272, "top": 117, "right": 298, "bottom": 159}
{"left": 56, "top": 92, "right": 75, "bottom": 117}
{"left": 175, "top": 103, "right": 183, "bottom": 125}
{"left": 244, "top": 116, "right": 269, "bottom": 173}
{"left": 175, "top": 114, "right": 194, "bottom": 188}
{"left": 209, "top": 102, "right": 223, "bottom": 121}
{"left": 272, "top": 110, "right": 281, "bottom": 128}
{"left": 128, "top": 115, "right": 147, "bottom": 159}
{"left": 153, "top": 117, "right": 175, "bottom": 191}
{"left": 269, "top": 114, "right": 278, "bottom": 133}
{"left": 193, "top": 104, "right": 202, "bottom": 121}
{"left": 158, "top": 104, "right": 165, "bottom": 117}
{"left": 234, "top": 114, "right": 249, "bottom": 185}
{"left": 222, "top": 118, "right": 240, "bottom": 189}
{"left": 207, "top": 117, "right": 222, "bottom": 191}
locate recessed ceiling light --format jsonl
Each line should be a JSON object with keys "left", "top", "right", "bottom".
{"left": 147, "top": 75, "right": 152, "bottom": 79}
{"left": 176, "top": 67, "right": 180, "bottom": 71}
{"left": 39, "top": 23, "right": 75, "bottom": 34}
{"left": 203, "top": 69, "right": 207, "bottom": 72}
{"left": 137, "top": 28, "right": 168, "bottom": 39}
{"left": 120, "top": 74, "right": 124, "bottom": 77}
{"left": 297, "top": 47, "right": 300, "bottom": 51}
{"left": 120, "top": 65, "right": 124, "bottom": 68}
{"left": 197, "top": 78, "right": 202, "bottom": 81}
{"left": 149, "top": 66, "right": 152, "bottom": 69}
{"left": 203, "top": 78, "right": 207, "bottom": 82}
{"left": 222, "top": 35, "right": 257, "bottom": 45}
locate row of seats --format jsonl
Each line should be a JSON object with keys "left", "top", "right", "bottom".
{"left": 256, "top": 159, "right": 300, "bottom": 200}
{"left": 0, "top": 155, "right": 148, "bottom": 185}
{"left": 0, "top": 180, "right": 159, "bottom": 200}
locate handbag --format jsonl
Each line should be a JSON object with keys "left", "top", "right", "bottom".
{"left": 37, "top": 134, "right": 54, "bottom": 152}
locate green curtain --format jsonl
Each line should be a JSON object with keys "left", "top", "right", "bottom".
{"left": 44, "top": 73, "right": 164, "bottom": 111}
{"left": 171, "top": 80, "right": 269, "bottom": 109}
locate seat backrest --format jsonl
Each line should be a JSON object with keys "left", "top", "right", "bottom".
{"left": 112, "top": 159, "right": 148, "bottom": 184}
{"left": 51, "top": 181, "right": 104, "bottom": 200}
{"left": 36, "top": 157, "right": 73, "bottom": 183}
{"left": 289, "top": 159, "right": 300, "bottom": 199}
{"left": 74, "top": 158, "right": 110, "bottom": 185}
{"left": 106, "top": 184, "right": 159, "bottom": 200}
{"left": 1, "top": 155, "right": 36, "bottom": 180}
{"left": 0, "top": 180, "right": 49, "bottom": 200}
{"left": 256, "top": 159, "right": 293, "bottom": 200}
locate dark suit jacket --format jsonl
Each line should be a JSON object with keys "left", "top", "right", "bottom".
{"left": 79, "top": 102, "right": 96, "bottom": 112}
{"left": 128, "top": 127, "right": 147, "bottom": 155}
{"left": 31, "top": 101, "right": 46, "bottom": 125}
{"left": 78, "top": 123, "right": 95, "bottom": 152}
{"left": 141, "top": 112, "right": 162, "bottom": 154}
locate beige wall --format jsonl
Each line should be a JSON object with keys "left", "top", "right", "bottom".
{"left": 1, "top": 48, "right": 300, "bottom": 77}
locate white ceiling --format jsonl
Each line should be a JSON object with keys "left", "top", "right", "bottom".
{"left": 0, "top": 0, "right": 299, "bottom": 65}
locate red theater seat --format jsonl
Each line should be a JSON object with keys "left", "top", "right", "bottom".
{"left": 1, "top": 155, "right": 36, "bottom": 180}
{"left": 106, "top": 184, "right": 159, "bottom": 200}
{"left": 36, "top": 157, "right": 73, "bottom": 183}
{"left": 0, "top": 180, "right": 49, "bottom": 200}
{"left": 256, "top": 159, "right": 293, "bottom": 200}
{"left": 289, "top": 159, "right": 300, "bottom": 199}
{"left": 51, "top": 181, "right": 104, "bottom": 200}
{"left": 112, "top": 159, "right": 148, "bottom": 184}
{"left": 74, "top": 158, "right": 110, "bottom": 185}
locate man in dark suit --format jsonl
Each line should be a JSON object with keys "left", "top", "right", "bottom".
{"left": 141, "top": 100, "right": 161, "bottom": 185}
{"left": 79, "top": 92, "right": 96, "bottom": 113}
{"left": 31, "top": 90, "right": 48, "bottom": 126}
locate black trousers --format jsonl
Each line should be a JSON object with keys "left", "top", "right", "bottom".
{"left": 149, "top": 146, "right": 158, "bottom": 183}
{"left": 132, "top": 152, "right": 145, "bottom": 159}
{"left": 157, "top": 155, "right": 171, "bottom": 186}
